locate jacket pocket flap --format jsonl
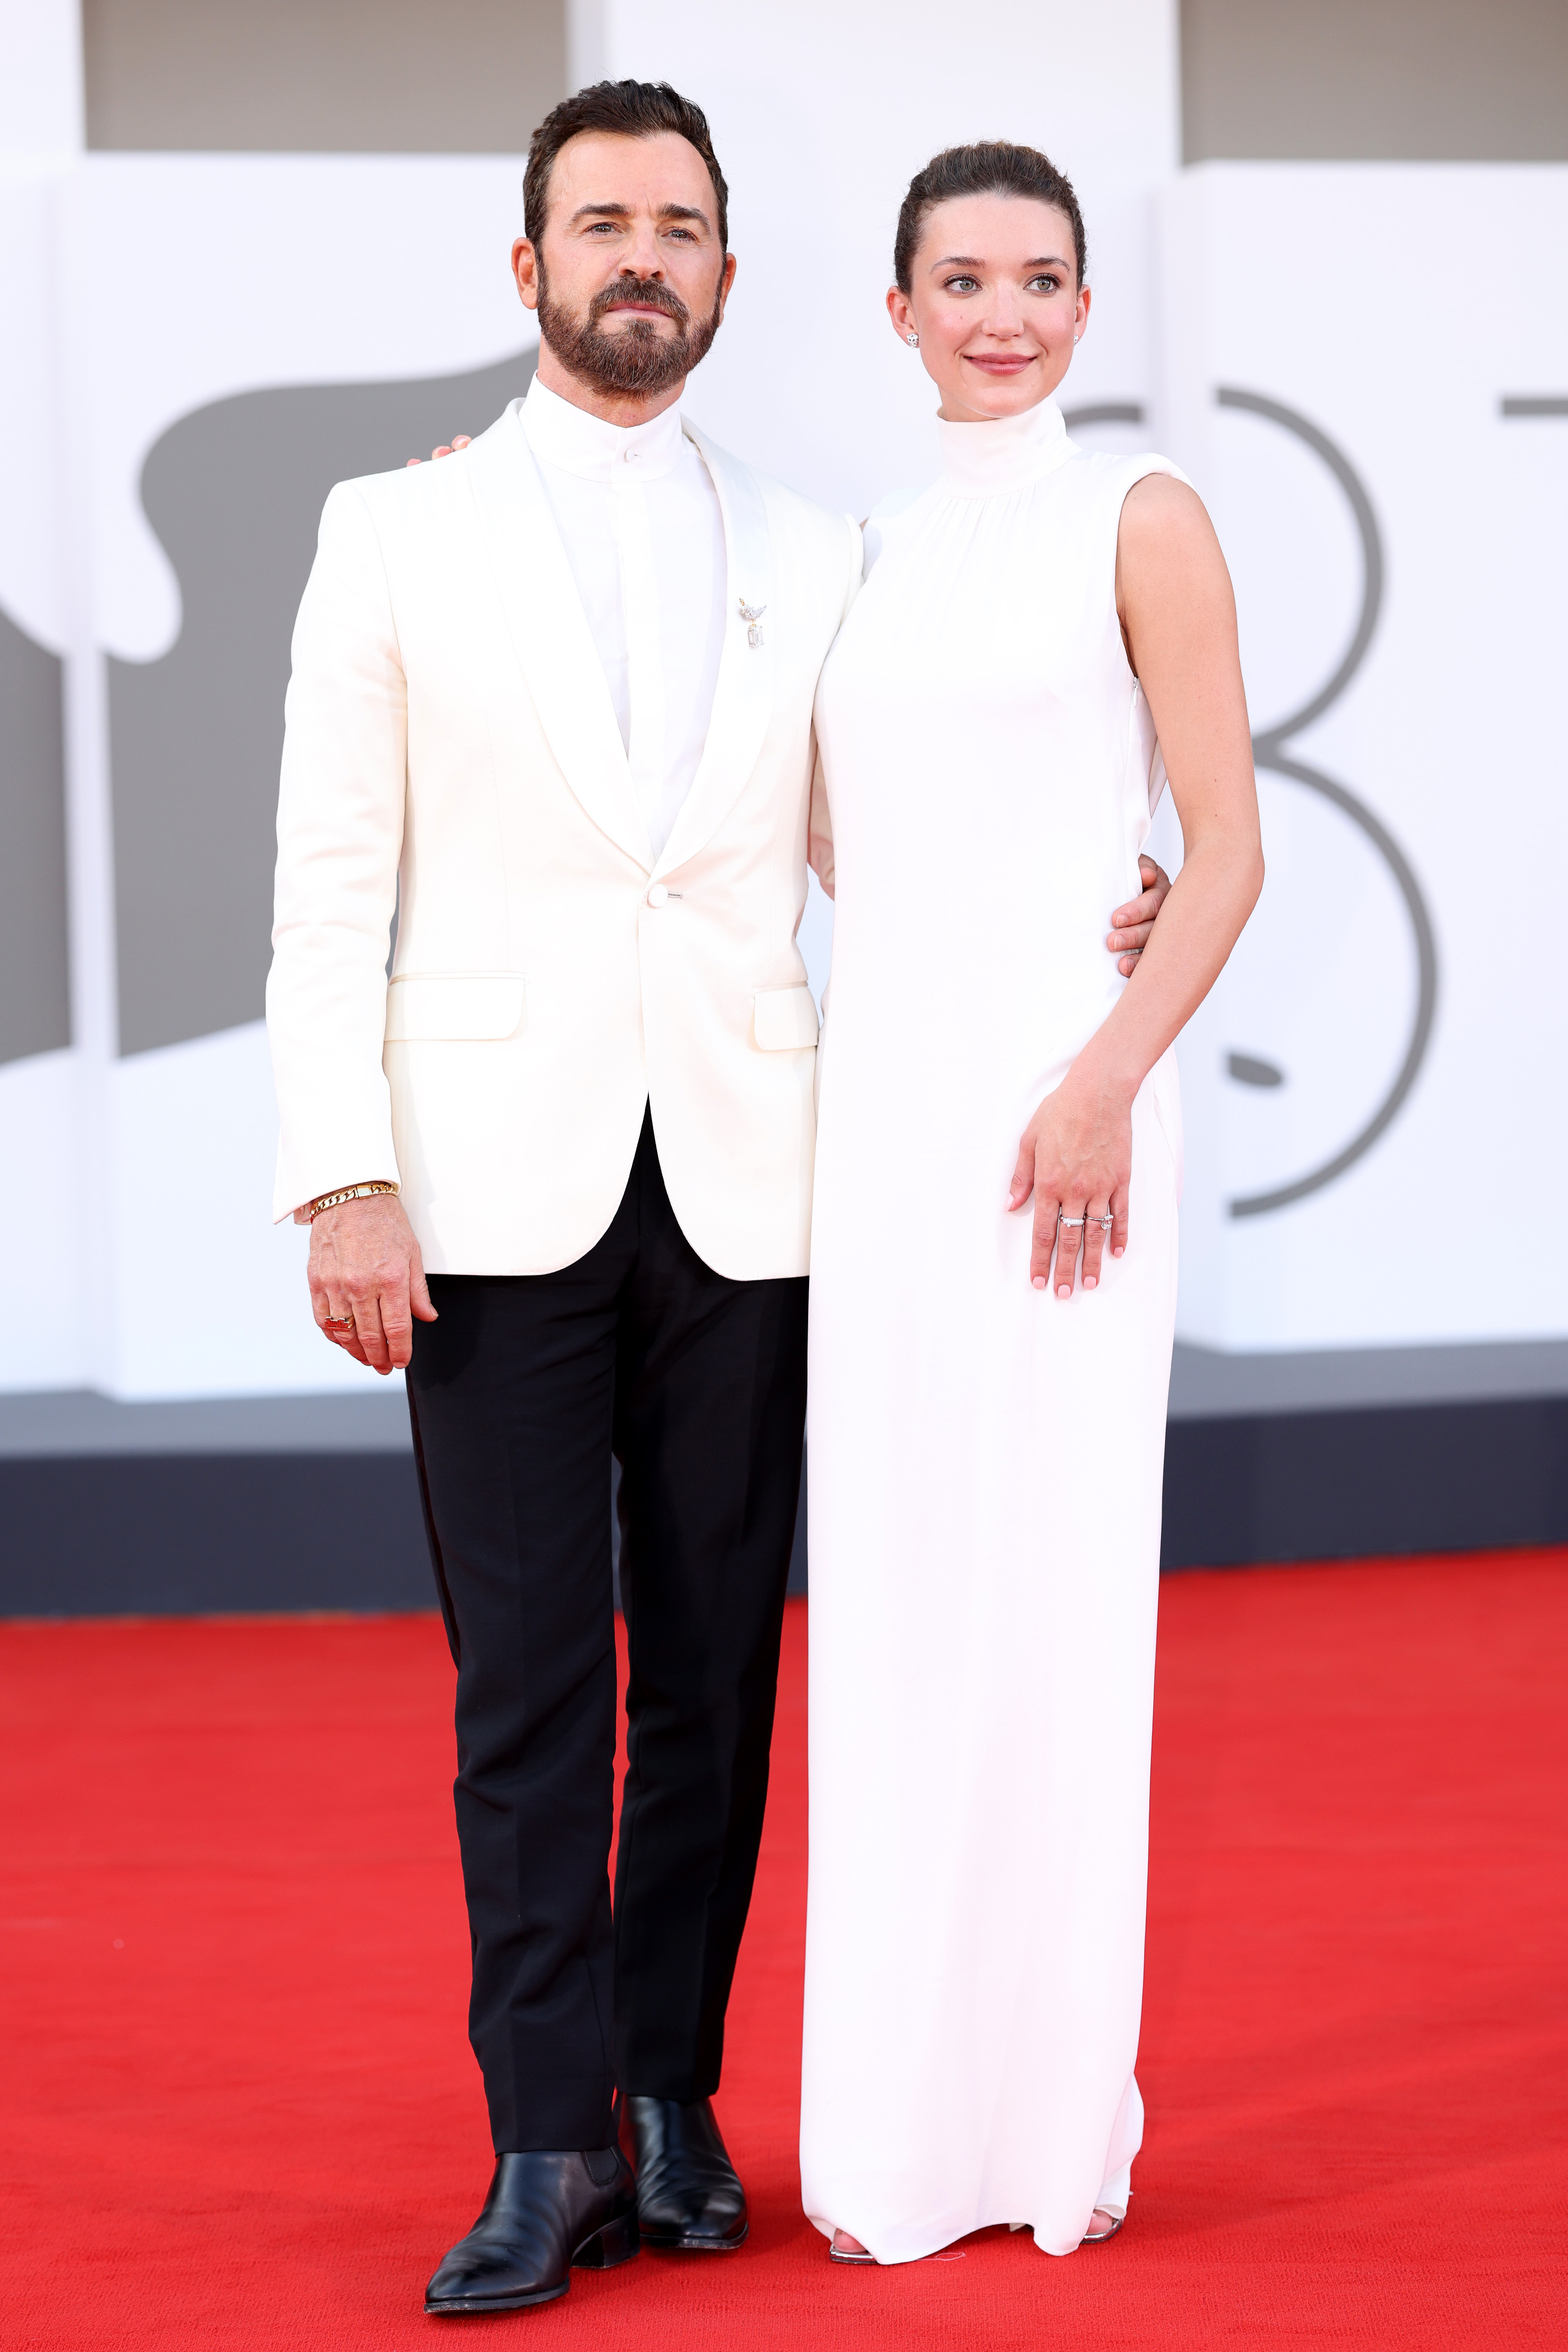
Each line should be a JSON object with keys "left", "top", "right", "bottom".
{"left": 752, "top": 985, "right": 820, "bottom": 1051}
{"left": 385, "top": 974, "right": 526, "bottom": 1042}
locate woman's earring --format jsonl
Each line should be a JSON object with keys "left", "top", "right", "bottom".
{"left": 906, "top": 331, "right": 919, "bottom": 347}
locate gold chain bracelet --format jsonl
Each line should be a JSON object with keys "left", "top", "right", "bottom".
{"left": 306, "top": 1180, "right": 400, "bottom": 1222}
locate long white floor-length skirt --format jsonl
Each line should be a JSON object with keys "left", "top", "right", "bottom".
{"left": 800, "top": 1065, "right": 1178, "bottom": 2262}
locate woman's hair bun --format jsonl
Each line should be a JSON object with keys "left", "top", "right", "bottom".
{"left": 894, "top": 142, "right": 1086, "bottom": 295}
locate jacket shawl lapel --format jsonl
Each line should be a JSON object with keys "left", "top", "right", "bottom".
{"left": 652, "top": 422, "right": 775, "bottom": 880}
{"left": 464, "top": 399, "right": 655, "bottom": 872}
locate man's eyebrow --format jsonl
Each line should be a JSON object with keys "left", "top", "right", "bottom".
{"left": 569, "top": 200, "right": 712, "bottom": 228}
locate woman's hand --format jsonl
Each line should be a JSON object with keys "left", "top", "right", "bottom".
{"left": 1007, "top": 1072, "right": 1133, "bottom": 1296}
{"left": 407, "top": 434, "right": 471, "bottom": 468}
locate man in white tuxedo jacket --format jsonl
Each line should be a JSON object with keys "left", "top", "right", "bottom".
{"left": 269, "top": 77, "right": 1171, "bottom": 2315}
{"left": 268, "top": 82, "right": 854, "bottom": 2314}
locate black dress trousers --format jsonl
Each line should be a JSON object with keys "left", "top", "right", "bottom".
{"left": 406, "top": 1108, "right": 808, "bottom": 2153}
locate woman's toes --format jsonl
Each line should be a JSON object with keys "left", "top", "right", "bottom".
{"left": 832, "top": 2229, "right": 870, "bottom": 2257}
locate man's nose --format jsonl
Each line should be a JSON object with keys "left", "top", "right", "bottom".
{"left": 619, "top": 224, "right": 665, "bottom": 280}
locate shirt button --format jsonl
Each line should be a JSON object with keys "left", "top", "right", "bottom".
{"left": 647, "top": 882, "right": 668, "bottom": 907}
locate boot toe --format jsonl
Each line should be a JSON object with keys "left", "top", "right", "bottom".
{"left": 425, "top": 2249, "right": 566, "bottom": 2305}
{"left": 424, "top": 2242, "right": 569, "bottom": 2313}
{"left": 636, "top": 2159, "right": 749, "bottom": 2249}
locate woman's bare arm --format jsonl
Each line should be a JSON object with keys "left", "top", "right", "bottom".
{"left": 1008, "top": 473, "right": 1263, "bottom": 1295}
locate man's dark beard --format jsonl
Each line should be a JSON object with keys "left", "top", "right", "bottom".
{"left": 536, "top": 265, "right": 723, "bottom": 397}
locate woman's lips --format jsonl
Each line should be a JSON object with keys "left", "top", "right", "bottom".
{"left": 965, "top": 354, "right": 1036, "bottom": 373}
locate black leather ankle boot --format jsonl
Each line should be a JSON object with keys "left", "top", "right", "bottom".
{"left": 424, "top": 2147, "right": 639, "bottom": 2313}
{"left": 627, "top": 2097, "right": 748, "bottom": 2251}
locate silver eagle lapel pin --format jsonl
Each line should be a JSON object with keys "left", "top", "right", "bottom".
{"left": 738, "top": 597, "right": 767, "bottom": 649}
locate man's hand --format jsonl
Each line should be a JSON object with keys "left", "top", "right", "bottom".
{"left": 407, "top": 434, "right": 472, "bottom": 467}
{"left": 307, "top": 1193, "right": 437, "bottom": 1374}
{"left": 1108, "top": 854, "right": 1172, "bottom": 975}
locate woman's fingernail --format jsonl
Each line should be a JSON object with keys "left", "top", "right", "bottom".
{"left": 1057, "top": 1284, "right": 1072, "bottom": 1298}
{"left": 1112, "top": 1246, "right": 1124, "bottom": 1257}
{"left": 1033, "top": 1275, "right": 1046, "bottom": 1290}
{"left": 1083, "top": 1275, "right": 1097, "bottom": 1289}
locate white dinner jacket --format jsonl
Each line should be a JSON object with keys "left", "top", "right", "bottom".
{"left": 267, "top": 397, "right": 861, "bottom": 1280}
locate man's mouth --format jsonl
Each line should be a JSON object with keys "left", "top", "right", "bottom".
{"left": 590, "top": 279, "right": 689, "bottom": 331}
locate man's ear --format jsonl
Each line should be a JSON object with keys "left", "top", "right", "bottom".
{"left": 513, "top": 237, "right": 541, "bottom": 315}
{"left": 717, "top": 249, "right": 738, "bottom": 318}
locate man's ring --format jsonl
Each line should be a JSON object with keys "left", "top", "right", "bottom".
{"left": 324, "top": 1311, "right": 354, "bottom": 1328}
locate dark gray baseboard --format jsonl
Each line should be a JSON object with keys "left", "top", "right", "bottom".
{"left": 0, "top": 1438, "right": 811, "bottom": 1619}
{"left": 1, "top": 1344, "right": 1564, "bottom": 1615}
{"left": 0, "top": 1450, "right": 434, "bottom": 1615}
{"left": 1161, "top": 1394, "right": 1568, "bottom": 1568}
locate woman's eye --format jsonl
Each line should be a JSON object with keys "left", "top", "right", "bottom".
{"left": 1027, "top": 275, "right": 1061, "bottom": 294}
{"left": 946, "top": 275, "right": 980, "bottom": 293}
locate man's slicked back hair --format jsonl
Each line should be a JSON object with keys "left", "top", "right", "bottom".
{"left": 524, "top": 80, "right": 729, "bottom": 251}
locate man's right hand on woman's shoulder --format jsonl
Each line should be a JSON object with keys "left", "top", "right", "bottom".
{"left": 407, "top": 435, "right": 472, "bottom": 467}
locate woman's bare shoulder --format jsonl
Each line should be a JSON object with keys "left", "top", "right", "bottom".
{"left": 1118, "top": 469, "right": 1223, "bottom": 575}
{"left": 1120, "top": 468, "right": 1208, "bottom": 530}
{"left": 1115, "top": 469, "right": 1235, "bottom": 634}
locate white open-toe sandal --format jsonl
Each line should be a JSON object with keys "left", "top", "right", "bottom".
{"left": 829, "top": 2229, "right": 876, "bottom": 2264}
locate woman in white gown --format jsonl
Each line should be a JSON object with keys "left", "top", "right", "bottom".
{"left": 800, "top": 144, "right": 1262, "bottom": 2264}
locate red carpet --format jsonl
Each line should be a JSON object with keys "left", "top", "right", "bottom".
{"left": 3, "top": 1552, "right": 1565, "bottom": 2349}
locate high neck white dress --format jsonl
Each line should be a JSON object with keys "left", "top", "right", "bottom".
{"left": 800, "top": 397, "right": 1185, "bottom": 2262}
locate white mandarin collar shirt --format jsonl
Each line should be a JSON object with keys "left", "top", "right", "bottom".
{"left": 520, "top": 373, "right": 728, "bottom": 864}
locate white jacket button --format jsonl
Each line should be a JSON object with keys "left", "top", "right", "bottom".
{"left": 647, "top": 882, "right": 668, "bottom": 907}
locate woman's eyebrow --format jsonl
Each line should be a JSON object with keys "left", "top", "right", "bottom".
{"left": 930, "top": 253, "right": 1070, "bottom": 270}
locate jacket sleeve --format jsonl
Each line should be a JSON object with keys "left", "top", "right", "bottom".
{"left": 806, "top": 514, "right": 862, "bottom": 902}
{"left": 266, "top": 481, "right": 406, "bottom": 1220}
{"left": 807, "top": 738, "right": 834, "bottom": 900}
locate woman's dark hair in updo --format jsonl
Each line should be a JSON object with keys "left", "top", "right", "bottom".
{"left": 894, "top": 142, "right": 1087, "bottom": 296}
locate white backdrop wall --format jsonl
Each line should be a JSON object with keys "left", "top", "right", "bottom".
{"left": 574, "top": 0, "right": 1180, "bottom": 516}
{"left": 0, "top": 154, "right": 539, "bottom": 1396}
{"left": 1162, "top": 164, "right": 1568, "bottom": 1347}
{"left": 0, "top": 2, "right": 1563, "bottom": 1398}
